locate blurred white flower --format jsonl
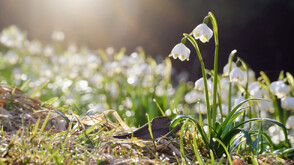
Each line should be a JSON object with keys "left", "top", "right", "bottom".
{"left": 218, "top": 104, "right": 228, "bottom": 116}
{"left": 286, "top": 116, "right": 294, "bottom": 129}
{"left": 281, "top": 97, "right": 294, "bottom": 110}
{"left": 233, "top": 96, "right": 248, "bottom": 109}
{"left": 192, "top": 23, "right": 213, "bottom": 43}
{"left": 229, "top": 67, "right": 246, "bottom": 86}
{"left": 248, "top": 69, "right": 256, "bottom": 82}
{"left": 123, "top": 97, "right": 133, "bottom": 109}
{"left": 43, "top": 45, "right": 55, "bottom": 57}
{"left": 156, "top": 86, "right": 165, "bottom": 96}
{"left": 0, "top": 26, "right": 25, "bottom": 48}
{"left": 169, "top": 43, "right": 190, "bottom": 61}
{"left": 86, "top": 103, "right": 106, "bottom": 116}
{"left": 223, "top": 62, "right": 236, "bottom": 76}
{"left": 258, "top": 100, "right": 274, "bottom": 113}
{"left": 268, "top": 125, "right": 285, "bottom": 144}
{"left": 26, "top": 40, "right": 42, "bottom": 54}
{"left": 195, "top": 102, "right": 207, "bottom": 114}
{"left": 51, "top": 30, "right": 65, "bottom": 41}
{"left": 5, "top": 51, "right": 19, "bottom": 64}
{"left": 275, "top": 83, "right": 291, "bottom": 98}
{"left": 195, "top": 77, "right": 212, "bottom": 92}
{"left": 269, "top": 81, "right": 290, "bottom": 98}
{"left": 184, "top": 90, "right": 201, "bottom": 104}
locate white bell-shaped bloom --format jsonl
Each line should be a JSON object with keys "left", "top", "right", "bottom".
{"left": 269, "top": 81, "right": 290, "bottom": 98}
{"left": 233, "top": 96, "right": 249, "bottom": 109}
{"left": 223, "top": 62, "right": 236, "bottom": 76}
{"left": 229, "top": 67, "right": 246, "bottom": 86}
{"left": 192, "top": 23, "right": 213, "bottom": 43}
{"left": 258, "top": 100, "right": 274, "bottom": 113}
{"left": 281, "top": 96, "right": 294, "bottom": 110}
{"left": 248, "top": 69, "right": 256, "bottom": 82}
{"left": 275, "top": 83, "right": 291, "bottom": 98}
{"left": 184, "top": 90, "right": 201, "bottom": 104}
{"left": 195, "top": 77, "right": 212, "bottom": 92}
{"left": 169, "top": 43, "right": 190, "bottom": 61}
{"left": 268, "top": 125, "right": 285, "bottom": 144}
{"left": 286, "top": 115, "right": 294, "bottom": 129}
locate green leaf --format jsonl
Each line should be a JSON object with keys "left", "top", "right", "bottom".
{"left": 170, "top": 115, "right": 210, "bottom": 150}
{"left": 213, "top": 138, "right": 233, "bottom": 165}
{"left": 53, "top": 110, "right": 70, "bottom": 124}
{"left": 42, "top": 97, "right": 59, "bottom": 106}
{"left": 32, "top": 117, "right": 41, "bottom": 137}
{"left": 231, "top": 118, "right": 290, "bottom": 147}
{"left": 260, "top": 71, "right": 271, "bottom": 85}
{"left": 278, "top": 70, "right": 284, "bottom": 80}
{"left": 31, "top": 80, "right": 49, "bottom": 97}
{"left": 219, "top": 98, "right": 264, "bottom": 137}
{"left": 286, "top": 72, "right": 294, "bottom": 92}
{"left": 20, "top": 79, "right": 31, "bottom": 90}
{"left": 39, "top": 111, "right": 51, "bottom": 135}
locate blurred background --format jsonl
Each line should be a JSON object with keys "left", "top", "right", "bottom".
{"left": 0, "top": 0, "right": 294, "bottom": 81}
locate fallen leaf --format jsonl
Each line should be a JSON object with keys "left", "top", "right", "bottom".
{"left": 113, "top": 116, "right": 178, "bottom": 139}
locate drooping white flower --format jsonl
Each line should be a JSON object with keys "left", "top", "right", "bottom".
{"left": 276, "top": 83, "right": 291, "bottom": 98}
{"left": 268, "top": 125, "right": 285, "bottom": 144}
{"left": 192, "top": 23, "right": 213, "bottom": 43}
{"left": 169, "top": 43, "right": 190, "bottom": 61}
{"left": 233, "top": 96, "right": 249, "bottom": 109}
{"left": 258, "top": 100, "right": 274, "bottom": 113}
{"left": 281, "top": 96, "right": 294, "bottom": 110}
{"left": 269, "top": 81, "right": 291, "bottom": 98}
{"left": 286, "top": 115, "right": 294, "bottom": 129}
{"left": 195, "top": 77, "right": 212, "bottom": 92}
{"left": 184, "top": 90, "right": 201, "bottom": 104}
{"left": 229, "top": 67, "right": 246, "bottom": 85}
{"left": 223, "top": 62, "right": 236, "bottom": 76}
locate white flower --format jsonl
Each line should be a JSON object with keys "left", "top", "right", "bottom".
{"left": 169, "top": 43, "right": 190, "bottom": 61}
{"left": 184, "top": 90, "right": 201, "bottom": 104}
{"left": 268, "top": 125, "right": 285, "bottom": 144}
{"left": 229, "top": 67, "right": 246, "bottom": 85}
{"left": 223, "top": 62, "right": 236, "bottom": 76}
{"left": 192, "top": 23, "right": 213, "bottom": 43}
{"left": 286, "top": 115, "right": 294, "bottom": 129}
{"left": 281, "top": 97, "right": 294, "bottom": 110}
{"left": 195, "top": 77, "right": 212, "bottom": 92}
{"left": 233, "top": 96, "right": 249, "bottom": 109}
{"left": 258, "top": 100, "right": 274, "bottom": 113}
{"left": 269, "top": 81, "right": 290, "bottom": 98}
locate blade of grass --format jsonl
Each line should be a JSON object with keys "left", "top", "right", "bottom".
{"left": 20, "top": 79, "right": 31, "bottom": 90}
{"left": 146, "top": 113, "right": 156, "bottom": 150}
{"left": 31, "top": 80, "right": 49, "bottom": 97}
{"left": 192, "top": 125, "right": 204, "bottom": 165}
{"left": 32, "top": 116, "right": 41, "bottom": 138}
{"left": 153, "top": 98, "right": 165, "bottom": 116}
{"left": 39, "top": 111, "right": 51, "bottom": 135}
{"left": 180, "top": 118, "right": 189, "bottom": 165}
{"left": 6, "top": 87, "right": 16, "bottom": 111}
{"left": 213, "top": 138, "right": 232, "bottom": 165}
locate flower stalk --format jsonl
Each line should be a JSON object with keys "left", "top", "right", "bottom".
{"left": 183, "top": 33, "right": 212, "bottom": 135}
{"left": 208, "top": 12, "right": 219, "bottom": 129}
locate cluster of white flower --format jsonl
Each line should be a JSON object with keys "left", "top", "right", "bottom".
{"left": 0, "top": 26, "right": 180, "bottom": 124}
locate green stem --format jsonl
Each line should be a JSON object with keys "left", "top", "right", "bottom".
{"left": 227, "top": 50, "right": 237, "bottom": 113}
{"left": 183, "top": 33, "right": 211, "bottom": 136}
{"left": 209, "top": 12, "right": 219, "bottom": 129}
